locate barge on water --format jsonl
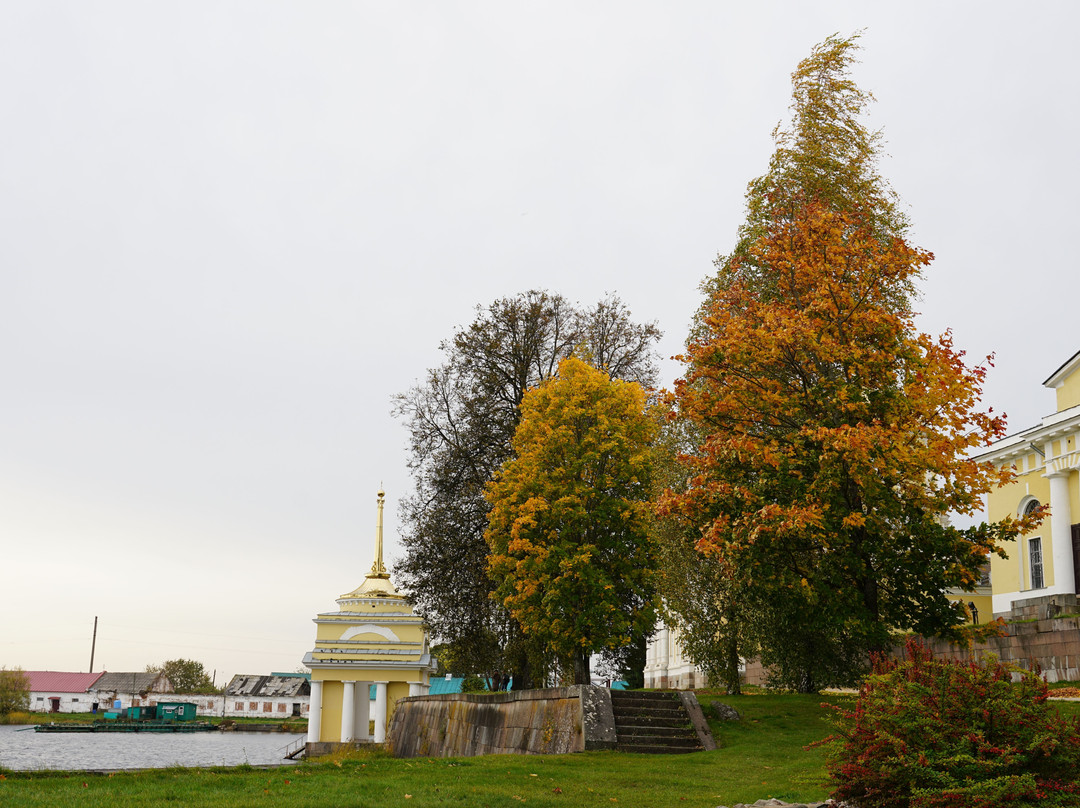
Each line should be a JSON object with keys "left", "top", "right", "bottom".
{"left": 35, "top": 701, "right": 218, "bottom": 733}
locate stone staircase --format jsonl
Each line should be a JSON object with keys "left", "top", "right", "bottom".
{"left": 609, "top": 690, "right": 711, "bottom": 754}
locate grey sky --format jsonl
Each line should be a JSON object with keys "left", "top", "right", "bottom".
{"left": 2, "top": 2, "right": 1077, "bottom": 683}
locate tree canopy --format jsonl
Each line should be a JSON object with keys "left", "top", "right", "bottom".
{"left": 147, "top": 659, "right": 218, "bottom": 694}
{"left": 662, "top": 34, "right": 1038, "bottom": 690}
{"left": 666, "top": 197, "right": 1033, "bottom": 688}
{"left": 393, "top": 291, "right": 660, "bottom": 685}
{"left": 0, "top": 667, "right": 30, "bottom": 715}
{"left": 485, "top": 356, "right": 658, "bottom": 685}
{"left": 702, "top": 33, "right": 912, "bottom": 317}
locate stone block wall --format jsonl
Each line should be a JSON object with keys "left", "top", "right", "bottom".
{"left": 386, "top": 685, "right": 617, "bottom": 758}
{"left": 996, "top": 593, "right": 1080, "bottom": 622}
{"left": 917, "top": 611, "right": 1080, "bottom": 683}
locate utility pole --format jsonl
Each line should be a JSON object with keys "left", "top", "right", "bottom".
{"left": 89, "top": 616, "right": 98, "bottom": 672}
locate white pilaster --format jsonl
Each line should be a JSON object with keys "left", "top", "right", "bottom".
{"left": 373, "top": 682, "right": 388, "bottom": 743}
{"left": 1046, "top": 469, "right": 1075, "bottom": 595}
{"left": 354, "top": 682, "right": 371, "bottom": 741}
{"left": 341, "top": 681, "right": 356, "bottom": 742}
{"left": 409, "top": 682, "right": 422, "bottom": 696}
{"left": 307, "top": 680, "right": 323, "bottom": 744}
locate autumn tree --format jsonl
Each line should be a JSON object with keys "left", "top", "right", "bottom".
{"left": 0, "top": 667, "right": 30, "bottom": 715}
{"left": 394, "top": 291, "right": 660, "bottom": 687}
{"left": 664, "top": 198, "right": 1035, "bottom": 689}
{"left": 652, "top": 417, "right": 757, "bottom": 694}
{"left": 662, "top": 34, "right": 1038, "bottom": 691}
{"left": 485, "top": 356, "right": 658, "bottom": 685}
{"left": 147, "top": 659, "right": 218, "bottom": 694}
{"left": 705, "top": 33, "right": 911, "bottom": 311}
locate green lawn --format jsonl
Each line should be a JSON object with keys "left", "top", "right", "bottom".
{"left": 4, "top": 691, "right": 1077, "bottom": 807}
{"left": 0, "top": 692, "right": 842, "bottom": 808}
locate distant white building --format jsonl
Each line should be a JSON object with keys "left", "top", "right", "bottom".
{"left": 643, "top": 624, "right": 707, "bottom": 690}
{"left": 223, "top": 674, "right": 310, "bottom": 718}
{"left": 90, "top": 671, "right": 173, "bottom": 710}
{"left": 25, "top": 671, "right": 103, "bottom": 713}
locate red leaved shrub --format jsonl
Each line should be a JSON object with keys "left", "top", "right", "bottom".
{"left": 822, "top": 637, "right": 1080, "bottom": 807}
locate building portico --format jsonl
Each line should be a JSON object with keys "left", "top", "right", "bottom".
{"left": 303, "top": 489, "right": 436, "bottom": 748}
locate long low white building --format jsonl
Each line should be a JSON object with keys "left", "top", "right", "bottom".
{"left": 25, "top": 671, "right": 103, "bottom": 713}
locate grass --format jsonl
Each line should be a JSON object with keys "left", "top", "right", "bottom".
{"left": 0, "top": 712, "right": 92, "bottom": 726}
{"left": 6, "top": 692, "right": 1072, "bottom": 807}
{"left": 0, "top": 692, "right": 842, "bottom": 808}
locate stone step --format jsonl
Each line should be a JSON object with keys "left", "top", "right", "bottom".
{"left": 617, "top": 708, "right": 682, "bottom": 721}
{"left": 612, "top": 714, "right": 689, "bottom": 729}
{"left": 610, "top": 691, "right": 680, "bottom": 704}
{"left": 608, "top": 690, "right": 707, "bottom": 755}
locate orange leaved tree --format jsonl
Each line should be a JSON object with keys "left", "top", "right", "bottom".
{"left": 485, "top": 356, "right": 658, "bottom": 686}
{"left": 660, "top": 33, "right": 1038, "bottom": 691}
{"left": 662, "top": 198, "right": 1034, "bottom": 689}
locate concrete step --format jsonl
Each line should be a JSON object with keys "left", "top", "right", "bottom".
{"left": 612, "top": 705, "right": 685, "bottom": 720}
{"left": 612, "top": 714, "right": 689, "bottom": 729}
{"left": 608, "top": 690, "right": 705, "bottom": 754}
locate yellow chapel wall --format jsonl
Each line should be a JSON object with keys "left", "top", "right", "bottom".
{"left": 944, "top": 591, "right": 992, "bottom": 623}
{"left": 316, "top": 678, "right": 344, "bottom": 744}
{"left": 988, "top": 457, "right": 1054, "bottom": 598}
{"left": 1055, "top": 370, "right": 1080, "bottom": 412}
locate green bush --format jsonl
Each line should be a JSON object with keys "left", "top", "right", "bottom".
{"left": 460, "top": 675, "right": 488, "bottom": 693}
{"left": 0, "top": 668, "right": 30, "bottom": 715}
{"left": 823, "top": 638, "right": 1080, "bottom": 807}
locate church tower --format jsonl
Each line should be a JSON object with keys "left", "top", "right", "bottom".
{"left": 303, "top": 489, "right": 435, "bottom": 747}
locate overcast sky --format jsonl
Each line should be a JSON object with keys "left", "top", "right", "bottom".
{"left": 2, "top": 2, "right": 1077, "bottom": 684}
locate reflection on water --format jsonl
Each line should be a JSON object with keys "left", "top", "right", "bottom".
{"left": 0, "top": 725, "right": 304, "bottom": 771}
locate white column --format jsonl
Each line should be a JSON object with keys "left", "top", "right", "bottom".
{"left": 409, "top": 682, "right": 422, "bottom": 696}
{"left": 1047, "top": 470, "right": 1075, "bottom": 595}
{"left": 340, "top": 681, "right": 355, "bottom": 743}
{"left": 307, "top": 680, "right": 323, "bottom": 744}
{"left": 354, "top": 682, "right": 371, "bottom": 741}
{"left": 373, "top": 682, "right": 388, "bottom": 743}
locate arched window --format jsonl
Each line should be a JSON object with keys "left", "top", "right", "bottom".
{"left": 1019, "top": 498, "right": 1044, "bottom": 590}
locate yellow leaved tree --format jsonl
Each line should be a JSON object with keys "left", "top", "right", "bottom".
{"left": 485, "top": 356, "right": 658, "bottom": 686}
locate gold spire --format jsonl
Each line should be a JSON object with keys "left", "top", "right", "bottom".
{"left": 368, "top": 486, "right": 389, "bottom": 579}
{"left": 338, "top": 486, "right": 403, "bottom": 602}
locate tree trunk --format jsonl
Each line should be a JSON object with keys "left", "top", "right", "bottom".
{"left": 725, "top": 633, "right": 742, "bottom": 696}
{"left": 509, "top": 649, "right": 534, "bottom": 691}
{"left": 573, "top": 649, "right": 591, "bottom": 686}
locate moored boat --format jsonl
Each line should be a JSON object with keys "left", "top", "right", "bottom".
{"left": 34, "top": 701, "right": 218, "bottom": 733}
{"left": 34, "top": 720, "right": 218, "bottom": 733}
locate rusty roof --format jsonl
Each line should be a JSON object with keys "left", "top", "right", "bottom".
{"left": 24, "top": 671, "right": 104, "bottom": 693}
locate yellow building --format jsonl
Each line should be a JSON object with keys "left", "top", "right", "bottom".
{"left": 303, "top": 489, "right": 436, "bottom": 745}
{"left": 976, "top": 349, "right": 1080, "bottom": 616}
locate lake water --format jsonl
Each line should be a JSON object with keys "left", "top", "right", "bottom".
{"left": 0, "top": 725, "right": 305, "bottom": 771}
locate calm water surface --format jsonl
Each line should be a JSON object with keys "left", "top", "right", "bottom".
{"left": 0, "top": 725, "right": 304, "bottom": 771}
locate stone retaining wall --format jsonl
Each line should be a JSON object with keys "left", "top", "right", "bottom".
{"left": 919, "top": 594, "right": 1080, "bottom": 682}
{"left": 386, "top": 685, "right": 617, "bottom": 758}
